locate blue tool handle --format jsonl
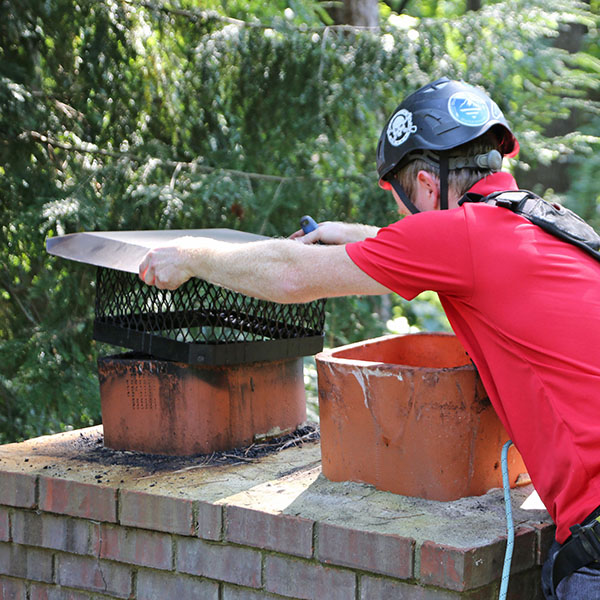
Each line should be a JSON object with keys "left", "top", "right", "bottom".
{"left": 300, "top": 215, "right": 319, "bottom": 235}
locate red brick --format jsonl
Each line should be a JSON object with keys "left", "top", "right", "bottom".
{"left": 317, "top": 522, "right": 414, "bottom": 579}
{"left": 419, "top": 528, "right": 536, "bottom": 591}
{"left": 176, "top": 536, "right": 261, "bottom": 588}
{"left": 532, "top": 522, "right": 556, "bottom": 565}
{"left": 56, "top": 553, "right": 132, "bottom": 598}
{"left": 29, "top": 583, "right": 98, "bottom": 600}
{"left": 222, "top": 585, "right": 283, "bottom": 600}
{"left": 195, "top": 500, "right": 222, "bottom": 541}
{"left": 11, "top": 510, "right": 90, "bottom": 554}
{"left": 0, "top": 471, "right": 37, "bottom": 508}
{"left": 137, "top": 569, "right": 219, "bottom": 600}
{"left": 0, "top": 576, "right": 27, "bottom": 600}
{"left": 360, "top": 575, "right": 498, "bottom": 599}
{"left": 0, "top": 509, "right": 8, "bottom": 542}
{"left": 40, "top": 476, "right": 117, "bottom": 523}
{"left": 265, "top": 554, "right": 356, "bottom": 600}
{"left": 226, "top": 505, "right": 313, "bottom": 558}
{"left": 120, "top": 489, "right": 194, "bottom": 535}
{"left": 0, "top": 543, "right": 53, "bottom": 583}
{"left": 93, "top": 523, "right": 172, "bottom": 569}
{"left": 506, "top": 567, "right": 545, "bottom": 600}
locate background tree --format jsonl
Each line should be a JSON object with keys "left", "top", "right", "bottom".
{"left": 1, "top": 0, "right": 598, "bottom": 443}
{"left": 325, "top": 0, "right": 379, "bottom": 26}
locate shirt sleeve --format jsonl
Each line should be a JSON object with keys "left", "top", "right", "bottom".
{"left": 346, "top": 209, "right": 475, "bottom": 301}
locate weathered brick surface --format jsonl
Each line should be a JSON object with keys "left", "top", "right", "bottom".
{"left": 360, "top": 576, "right": 498, "bottom": 600}
{"left": 92, "top": 523, "right": 172, "bottom": 570}
{"left": 11, "top": 510, "right": 91, "bottom": 555}
{"left": 0, "top": 509, "right": 9, "bottom": 542}
{"left": 512, "top": 528, "right": 539, "bottom": 572}
{"left": 40, "top": 476, "right": 117, "bottom": 523}
{"left": 0, "top": 471, "right": 37, "bottom": 508}
{"left": 226, "top": 505, "right": 314, "bottom": 558}
{"left": 505, "top": 567, "right": 545, "bottom": 600}
{"left": 222, "top": 585, "right": 290, "bottom": 600}
{"left": 317, "top": 522, "right": 414, "bottom": 579}
{"left": 0, "top": 543, "right": 53, "bottom": 583}
{"left": 0, "top": 436, "right": 553, "bottom": 600}
{"left": 176, "top": 536, "right": 262, "bottom": 588}
{"left": 196, "top": 500, "right": 222, "bottom": 541}
{"left": 420, "top": 528, "right": 536, "bottom": 591}
{"left": 362, "top": 576, "right": 457, "bottom": 599}
{"left": 532, "top": 522, "right": 556, "bottom": 566}
{"left": 119, "top": 489, "right": 194, "bottom": 536}
{"left": 56, "top": 553, "right": 132, "bottom": 598}
{"left": 0, "top": 576, "right": 27, "bottom": 600}
{"left": 265, "top": 554, "right": 356, "bottom": 600}
{"left": 29, "top": 582, "right": 107, "bottom": 600}
{"left": 137, "top": 569, "right": 219, "bottom": 600}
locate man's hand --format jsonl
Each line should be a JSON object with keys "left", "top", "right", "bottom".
{"left": 289, "top": 221, "right": 380, "bottom": 245}
{"left": 138, "top": 236, "right": 211, "bottom": 290}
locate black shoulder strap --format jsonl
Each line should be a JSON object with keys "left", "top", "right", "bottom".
{"left": 460, "top": 189, "right": 600, "bottom": 264}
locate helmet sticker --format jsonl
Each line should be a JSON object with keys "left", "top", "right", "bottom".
{"left": 386, "top": 109, "right": 418, "bottom": 147}
{"left": 490, "top": 100, "right": 503, "bottom": 120}
{"left": 448, "top": 92, "right": 490, "bottom": 127}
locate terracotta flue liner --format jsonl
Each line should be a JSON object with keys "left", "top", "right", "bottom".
{"left": 98, "top": 354, "right": 306, "bottom": 456}
{"left": 316, "top": 332, "right": 528, "bottom": 501}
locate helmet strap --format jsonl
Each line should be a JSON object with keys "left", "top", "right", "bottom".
{"left": 389, "top": 178, "right": 421, "bottom": 215}
{"left": 439, "top": 152, "right": 449, "bottom": 211}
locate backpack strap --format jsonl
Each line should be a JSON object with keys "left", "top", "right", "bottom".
{"left": 460, "top": 189, "right": 600, "bottom": 264}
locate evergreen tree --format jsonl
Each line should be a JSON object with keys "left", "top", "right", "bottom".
{"left": 1, "top": 0, "right": 598, "bottom": 442}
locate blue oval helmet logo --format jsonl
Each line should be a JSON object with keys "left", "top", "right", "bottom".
{"left": 448, "top": 92, "right": 490, "bottom": 127}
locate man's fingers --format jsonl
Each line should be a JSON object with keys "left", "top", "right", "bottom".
{"left": 139, "top": 252, "right": 151, "bottom": 281}
{"left": 139, "top": 259, "right": 156, "bottom": 286}
{"left": 154, "top": 277, "right": 178, "bottom": 291}
{"left": 138, "top": 246, "right": 189, "bottom": 290}
{"left": 291, "top": 230, "right": 321, "bottom": 245}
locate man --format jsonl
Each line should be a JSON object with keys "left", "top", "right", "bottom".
{"left": 139, "top": 78, "right": 600, "bottom": 598}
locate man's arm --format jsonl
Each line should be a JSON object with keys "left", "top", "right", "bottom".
{"left": 138, "top": 236, "right": 390, "bottom": 303}
{"left": 289, "top": 221, "right": 380, "bottom": 245}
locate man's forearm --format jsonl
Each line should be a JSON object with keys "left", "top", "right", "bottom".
{"left": 140, "top": 237, "right": 327, "bottom": 302}
{"left": 343, "top": 223, "right": 380, "bottom": 242}
{"left": 139, "top": 234, "right": 391, "bottom": 302}
{"left": 183, "top": 238, "right": 309, "bottom": 302}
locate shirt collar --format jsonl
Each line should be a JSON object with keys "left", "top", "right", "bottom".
{"left": 468, "top": 172, "right": 519, "bottom": 197}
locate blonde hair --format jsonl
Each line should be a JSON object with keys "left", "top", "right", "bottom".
{"left": 396, "top": 134, "right": 500, "bottom": 201}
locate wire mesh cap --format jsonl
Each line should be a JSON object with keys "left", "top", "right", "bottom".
{"left": 94, "top": 268, "right": 326, "bottom": 357}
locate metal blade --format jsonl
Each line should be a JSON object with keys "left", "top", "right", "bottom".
{"left": 46, "top": 229, "right": 269, "bottom": 274}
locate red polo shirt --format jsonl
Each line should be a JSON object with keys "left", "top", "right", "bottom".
{"left": 346, "top": 173, "right": 600, "bottom": 543}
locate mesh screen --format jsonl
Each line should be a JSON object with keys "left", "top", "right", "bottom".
{"left": 94, "top": 268, "right": 326, "bottom": 345}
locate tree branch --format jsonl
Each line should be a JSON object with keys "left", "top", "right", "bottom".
{"left": 0, "top": 277, "right": 40, "bottom": 327}
{"left": 20, "top": 130, "right": 370, "bottom": 183}
{"left": 121, "top": 0, "right": 250, "bottom": 27}
{"left": 0, "top": 378, "right": 17, "bottom": 422}
{"left": 397, "top": 0, "right": 411, "bottom": 14}
{"left": 122, "top": 0, "right": 380, "bottom": 31}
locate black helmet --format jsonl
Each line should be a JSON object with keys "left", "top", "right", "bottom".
{"left": 377, "top": 77, "right": 519, "bottom": 213}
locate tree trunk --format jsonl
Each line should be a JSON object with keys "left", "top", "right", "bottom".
{"left": 324, "top": 0, "right": 379, "bottom": 26}
{"left": 466, "top": 0, "right": 482, "bottom": 10}
{"left": 515, "top": 20, "right": 589, "bottom": 194}
{"left": 344, "top": 0, "right": 379, "bottom": 26}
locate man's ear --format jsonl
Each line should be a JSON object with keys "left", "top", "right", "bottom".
{"left": 417, "top": 171, "right": 440, "bottom": 202}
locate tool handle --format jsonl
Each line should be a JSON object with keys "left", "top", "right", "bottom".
{"left": 300, "top": 215, "right": 319, "bottom": 235}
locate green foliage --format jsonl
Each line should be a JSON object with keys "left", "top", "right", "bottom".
{"left": 1, "top": 0, "right": 598, "bottom": 442}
